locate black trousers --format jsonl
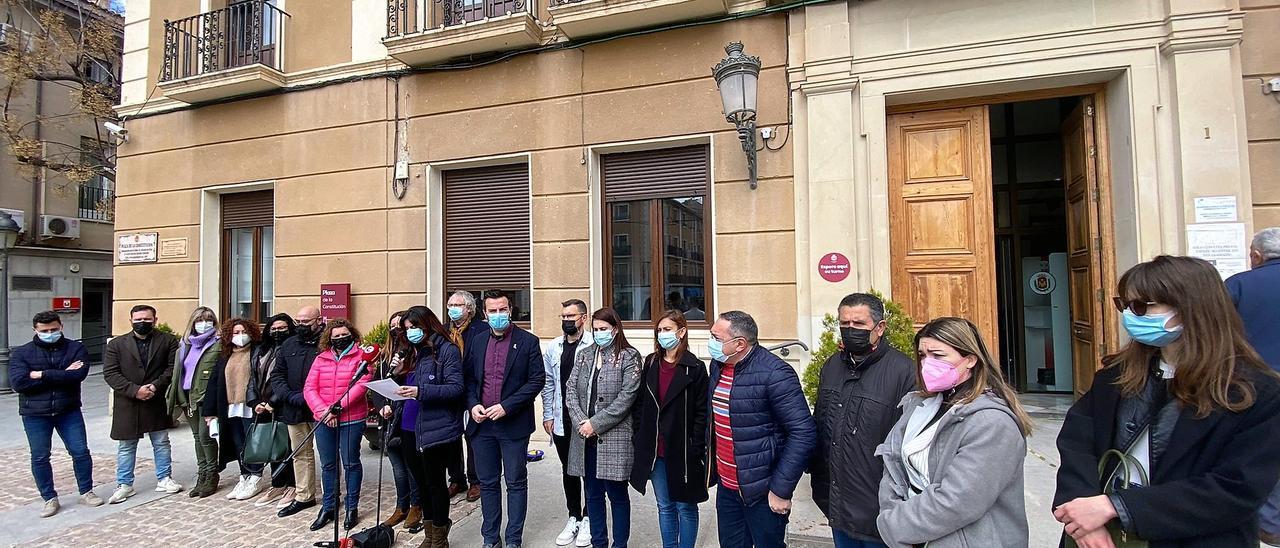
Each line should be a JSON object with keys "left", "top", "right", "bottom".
{"left": 554, "top": 433, "right": 586, "bottom": 520}
{"left": 411, "top": 436, "right": 460, "bottom": 527}
{"left": 447, "top": 436, "right": 478, "bottom": 486}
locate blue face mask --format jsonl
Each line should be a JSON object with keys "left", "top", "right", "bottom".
{"left": 448, "top": 307, "right": 464, "bottom": 322}
{"left": 593, "top": 330, "right": 615, "bottom": 348}
{"left": 406, "top": 327, "right": 425, "bottom": 344}
{"left": 488, "top": 312, "right": 511, "bottom": 332}
{"left": 37, "top": 330, "right": 62, "bottom": 344}
{"left": 657, "top": 332, "right": 680, "bottom": 350}
{"left": 708, "top": 337, "right": 731, "bottom": 362}
{"left": 1121, "top": 309, "right": 1183, "bottom": 347}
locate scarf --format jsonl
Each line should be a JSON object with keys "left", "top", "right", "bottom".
{"left": 182, "top": 329, "right": 218, "bottom": 391}
{"left": 449, "top": 317, "right": 472, "bottom": 356}
{"left": 225, "top": 346, "right": 253, "bottom": 405}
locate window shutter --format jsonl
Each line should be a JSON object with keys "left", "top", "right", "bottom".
{"left": 602, "top": 145, "right": 709, "bottom": 202}
{"left": 444, "top": 164, "right": 530, "bottom": 290}
{"left": 221, "top": 190, "right": 274, "bottom": 228}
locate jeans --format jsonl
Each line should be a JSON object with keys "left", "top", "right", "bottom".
{"left": 832, "top": 529, "right": 888, "bottom": 548}
{"left": 387, "top": 429, "right": 421, "bottom": 509}
{"left": 472, "top": 432, "right": 530, "bottom": 546}
{"left": 117, "top": 430, "right": 172, "bottom": 486}
{"left": 315, "top": 420, "right": 363, "bottom": 511}
{"left": 584, "top": 440, "right": 630, "bottom": 548}
{"left": 715, "top": 488, "right": 788, "bottom": 548}
{"left": 1262, "top": 480, "right": 1280, "bottom": 537}
{"left": 411, "top": 436, "right": 458, "bottom": 527}
{"left": 554, "top": 434, "right": 586, "bottom": 519}
{"left": 651, "top": 458, "right": 698, "bottom": 548}
{"left": 22, "top": 410, "right": 93, "bottom": 500}
{"left": 185, "top": 410, "right": 219, "bottom": 476}
{"left": 228, "top": 417, "right": 266, "bottom": 477}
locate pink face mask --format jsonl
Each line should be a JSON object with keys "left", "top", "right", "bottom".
{"left": 921, "top": 356, "right": 968, "bottom": 392}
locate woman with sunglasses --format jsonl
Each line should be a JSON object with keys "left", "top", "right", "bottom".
{"left": 1054, "top": 255, "right": 1280, "bottom": 547}
{"left": 876, "top": 316, "right": 1033, "bottom": 548}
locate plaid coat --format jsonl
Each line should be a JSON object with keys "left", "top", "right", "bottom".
{"left": 566, "top": 344, "right": 642, "bottom": 482}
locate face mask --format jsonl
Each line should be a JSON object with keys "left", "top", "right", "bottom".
{"left": 708, "top": 338, "right": 734, "bottom": 363}
{"left": 194, "top": 321, "right": 214, "bottom": 335}
{"left": 448, "top": 307, "right": 465, "bottom": 322}
{"left": 406, "top": 327, "right": 425, "bottom": 344}
{"left": 37, "top": 331, "right": 63, "bottom": 344}
{"left": 593, "top": 330, "right": 615, "bottom": 348}
{"left": 488, "top": 312, "right": 511, "bottom": 332}
{"left": 329, "top": 335, "right": 354, "bottom": 353}
{"left": 657, "top": 332, "right": 680, "bottom": 351}
{"left": 841, "top": 327, "right": 874, "bottom": 357}
{"left": 921, "top": 356, "right": 968, "bottom": 393}
{"left": 231, "top": 334, "right": 251, "bottom": 347}
{"left": 132, "top": 321, "right": 155, "bottom": 336}
{"left": 270, "top": 330, "right": 291, "bottom": 344}
{"left": 561, "top": 320, "right": 579, "bottom": 337}
{"left": 1121, "top": 309, "right": 1183, "bottom": 347}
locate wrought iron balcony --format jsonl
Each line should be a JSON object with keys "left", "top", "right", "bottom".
{"left": 549, "top": 0, "right": 730, "bottom": 39}
{"left": 159, "top": 0, "right": 289, "bottom": 103}
{"left": 384, "top": 0, "right": 541, "bottom": 66}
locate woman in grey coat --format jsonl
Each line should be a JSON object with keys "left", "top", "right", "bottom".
{"left": 875, "top": 317, "right": 1034, "bottom": 548}
{"left": 566, "top": 307, "right": 642, "bottom": 548}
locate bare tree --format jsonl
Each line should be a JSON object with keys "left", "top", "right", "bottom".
{"left": 1, "top": 0, "right": 122, "bottom": 220}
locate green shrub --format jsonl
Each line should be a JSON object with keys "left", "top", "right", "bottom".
{"left": 155, "top": 322, "right": 176, "bottom": 336}
{"left": 364, "top": 321, "right": 389, "bottom": 347}
{"left": 802, "top": 289, "right": 916, "bottom": 404}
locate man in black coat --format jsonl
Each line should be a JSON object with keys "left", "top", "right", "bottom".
{"left": 102, "top": 304, "right": 181, "bottom": 504}
{"left": 9, "top": 311, "right": 101, "bottom": 517}
{"left": 810, "top": 293, "right": 917, "bottom": 548}
{"left": 464, "top": 290, "right": 545, "bottom": 548}
{"left": 268, "top": 304, "right": 323, "bottom": 517}
{"left": 447, "top": 289, "right": 488, "bottom": 501}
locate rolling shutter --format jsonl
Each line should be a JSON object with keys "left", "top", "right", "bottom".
{"left": 220, "top": 190, "right": 274, "bottom": 228}
{"left": 444, "top": 164, "right": 530, "bottom": 290}
{"left": 602, "top": 145, "right": 709, "bottom": 202}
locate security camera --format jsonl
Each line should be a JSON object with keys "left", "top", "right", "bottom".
{"left": 103, "top": 121, "right": 128, "bottom": 141}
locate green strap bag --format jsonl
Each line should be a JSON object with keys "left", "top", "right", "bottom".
{"left": 242, "top": 417, "right": 291, "bottom": 464}
{"left": 1063, "top": 448, "right": 1148, "bottom": 548}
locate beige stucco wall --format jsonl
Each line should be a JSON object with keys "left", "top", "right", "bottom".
{"left": 1241, "top": 0, "right": 1280, "bottom": 228}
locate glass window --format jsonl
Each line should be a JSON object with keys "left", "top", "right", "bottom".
{"left": 230, "top": 228, "right": 255, "bottom": 319}
{"left": 224, "top": 225, "right": 273, "bottom": 323}
{"left": 610, "top": 201, "right": 651, "bottom": 322}
{"left": 661, "top": 197, "right": 707, "bottom": 321}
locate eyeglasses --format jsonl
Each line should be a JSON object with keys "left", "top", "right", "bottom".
{"left": 1112, "top": 297, "right": 1158, "bottom": 316}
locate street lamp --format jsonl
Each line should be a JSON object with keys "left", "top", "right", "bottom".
{"left": 0, "top": 211, "right": 20, "bottom": 393}
{"left": 713, "top": 41, "right": 762, "bottom": 189}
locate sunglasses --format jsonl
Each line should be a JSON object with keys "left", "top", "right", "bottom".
{"left": 1112, "top": 297, "right": 1158, "bottom": 316}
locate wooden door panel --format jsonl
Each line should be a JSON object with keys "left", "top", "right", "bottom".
{"left": 889, "top": 107, "right": 997, "bottom": 351}
{"left": 1062, "top": 97, "right": 1105, "bottom": 396}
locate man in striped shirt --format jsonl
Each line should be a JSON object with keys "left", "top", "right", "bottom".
{"left": 708, "top": 311, "right": 817, "bottom": 548}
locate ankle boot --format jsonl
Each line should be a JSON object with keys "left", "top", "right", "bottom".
{"left": 382, "top": 507, "right": 407, "bottom": 527}
{"left": 188, "top": 472, "right": 206, "bottom": 498}
{"left": 433, "top": 519, "right": 452, "bottom": 548}
{"left": 404, "top": 505, "right": 423, "bottom": 531}
{"left": 199, "top": 473, "right": 220, "bottom": 498}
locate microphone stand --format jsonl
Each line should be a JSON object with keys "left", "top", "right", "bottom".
{"left": 273, "top": 359, "right": 371, "bottom": 548}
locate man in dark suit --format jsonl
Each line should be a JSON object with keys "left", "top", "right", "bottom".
{"left": 102, "top": 304, "right": 181, "bottom": 504}
{"left": 465, "top": 290, "right": 545, "bottom": 548}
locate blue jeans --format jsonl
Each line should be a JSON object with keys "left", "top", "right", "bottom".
{"left": 117, "top": 430, "right": 172, "bottom": 486}
{"left": 715, "top": 487, "right": 788, "bottom": 548}
{"left": 1262, "top": 480, "right": 1280, "bottom": 537}
{"left": 386, "top": 429, "right": 421, "bottom": 509}
{"left": 651, "top": 457, "right": 698, "bottom": 548}
{"left": 315, "top": 420, "right": 364, "bottom": 511}
{"left": 472, "top": 432, "right": 530, "bottom": 546}
{"left": 584, "top": 440, "right": 630, "bottom": 548}
{"left": 833, "top": 529, "right": 888, "bottom": 548}
{"left": 22, "top": 410, "right": 93, "bottom": 500}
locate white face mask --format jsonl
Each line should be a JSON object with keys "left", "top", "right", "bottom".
{"left": 194, "top": 321, "right": 215, "bottom": 335}
{"left": 231, "top": 333, "right": 251, "bottom": 347}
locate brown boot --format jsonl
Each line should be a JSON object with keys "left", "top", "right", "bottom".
{"left": 404, "top": 505, "right": 423, "bottom": 531}
{"left": 434, "top": 519, "right": 452, "bottom": 548}
{"left": 417, "top": 525, "right": 433, "bottom": 548}
{"left": 382, "top": 507, "right": 407, "bottom": 527}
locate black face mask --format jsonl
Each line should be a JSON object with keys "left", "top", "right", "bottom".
{"left": 132, "top": 321, "right": 155, "bottom": 337}
{"left": 561, "top": 319, "right": 579, "bottom": 336}
{"left": 329, "top": 336, "right": 354, "bottom": 352}
{"left": 840, "top": 326, "right": 874, "bottom": 358}
{"left": 270, "top": 330, "right": 291, "bottom": 344}
{"left": 297, "top": 323, "right": 321, "bottom": 341}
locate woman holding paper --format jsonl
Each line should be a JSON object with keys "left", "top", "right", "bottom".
{"left": 373, "top": 311, "right": 423, "bottom": 532}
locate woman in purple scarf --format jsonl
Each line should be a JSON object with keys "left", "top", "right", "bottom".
{"left": 164, "top": 306, "right": 223, "bottom": 497}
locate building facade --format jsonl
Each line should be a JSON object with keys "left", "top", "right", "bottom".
{"left": 114, "top": 0, "right": 1278, "bottom": 393}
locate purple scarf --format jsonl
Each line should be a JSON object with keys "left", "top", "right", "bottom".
{"left": 182, "top": 329, "right": 218, "bottom": 391}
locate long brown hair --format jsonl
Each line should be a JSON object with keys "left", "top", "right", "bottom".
{"left": 652, "top": 309, "right": 689, "bottom": 364}
{"left": 318, "top": 318, "right": 362, "bottom": 352}
{"left": 1107, "top": 255, "right": 1272, "bottom": 417}
{"left": 914, "top": 317, "right": 1034, "bottom": 436}
{"left": 592, "top": 307, "right": 633, "bottom": 360}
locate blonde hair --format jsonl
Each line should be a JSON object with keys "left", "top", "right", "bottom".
{"left": 914, "top": 317, "right": 1034, "bottom": 436}
{"left": 181, "top": 306, "right": 218, "bottom": 344}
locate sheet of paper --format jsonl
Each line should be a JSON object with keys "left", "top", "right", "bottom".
{"left": 1193, "top": 195, "right": 1238, "bottom": 223}
{"left": 1186, "top": 223, "right": 1248, "bottom": 279}
{"left": 365, "top": 378, "right": 408, "bottom": 401}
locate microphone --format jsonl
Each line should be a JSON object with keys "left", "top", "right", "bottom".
{"left": 350, "top": 343, "right": 382, "bottom": 382}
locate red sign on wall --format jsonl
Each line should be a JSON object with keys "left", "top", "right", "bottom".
{"left": 818, "top": 252, "right": 852, "bottom": 283}
{"left": 52, "top": 297, "right": 82, "bottom": 313}
{"left": 320, "top": 283, "right": 351, "bottom": 322}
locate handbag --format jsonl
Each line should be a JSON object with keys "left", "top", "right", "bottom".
{"left": 349, "top": 524, "right": 394, "bottom": 548}
{"left": 1062, "top": 448, "right": 1148, "bottom": 548}
{"left": 242, "top": 418, "right": 291, "bottom": 464}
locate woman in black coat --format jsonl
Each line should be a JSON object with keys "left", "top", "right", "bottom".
{"left": 630, "top": 309, "right": 709, "bottom": 548}
{"left": 1054, "top": 256, "right": 1280, "bottom": 548}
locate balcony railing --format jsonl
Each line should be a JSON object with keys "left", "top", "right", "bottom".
{"left": 386, "top": 0, "right": 534, "bottom": 37}
{"left": 78, "top": 178, "right": 114, "bottom": 222}
{"left": 162, "top": 0, "right": 288, "bottom": 82}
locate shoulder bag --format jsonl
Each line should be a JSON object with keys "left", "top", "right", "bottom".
{"left": 1062, "top": 448, "right": 1148, "bottom": 548}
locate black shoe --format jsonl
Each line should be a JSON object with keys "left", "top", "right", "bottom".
{"left": 277, "top": 499, "right": 315, "bottom": 518}
{"left": 309, "top": 508, "right": 334, "bottom": 531}
{"left": 343, "top": 508, "right": 359, "bottom": 531}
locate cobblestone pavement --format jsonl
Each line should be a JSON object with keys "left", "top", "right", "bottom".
{"left": 0, "top": 446, "right": 150, "bottom": 513}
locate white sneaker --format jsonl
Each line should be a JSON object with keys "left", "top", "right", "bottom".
{"left": 107, "top": 484, "right": 135, "bottom": 504}
{"left": 575, "top": 516, "right": 592, "bottom": 547}
{"left": 226, "top": 476, "right": 248, "bottom": 500}
{"left": 40, "top": 498, "right": 60, "bottom": 518}
{"left": 555, "top": 517, "right": 579, "bottom": 546}
{"left": 80, "top": 491, "right": 104, "bottom": 507}
{"left": 155, "top": 476, "right": 183, "bottom": 494}
{"left": 235, "top": 475, "right": 264, "bottom": 501}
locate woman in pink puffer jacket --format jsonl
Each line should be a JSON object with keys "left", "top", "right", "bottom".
{"left": 302, "top": 318, "right": 373, "bottom": 532}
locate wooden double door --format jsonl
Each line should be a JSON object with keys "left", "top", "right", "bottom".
{"left": 887, "top": 96, "right": 1112, "bottom": 395}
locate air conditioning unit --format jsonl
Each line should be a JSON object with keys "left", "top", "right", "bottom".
{"left": 40, "top": 215, "right": 81, "bottom": 239}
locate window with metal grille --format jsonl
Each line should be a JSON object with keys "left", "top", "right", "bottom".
{"left": 443, "top": 163, "right": 532, "bottom": 323}
{"left": 220, "top": 190, "right": 274, "bottom": 324}
{"left": 78, "top": 137, "right": 114, "bottom": 221}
